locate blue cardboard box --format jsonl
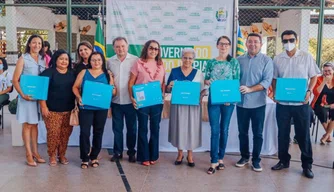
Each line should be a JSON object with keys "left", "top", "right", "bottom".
{"left": 82, "top": 80, "right": 113, "bottom": 109}
{"left": 210, "top": 80, "right": 241, "bottom": 104}
{"left": 275, "top": 78, "right": 307, "bottom": 102}
{"left": 20, "top": 75, "right": 49, "bottom": 100}
{"left": 171, "top": 81, "right": 200, "bottom": 105}
{"left": 132, "top": 81, "right": 162, "bottom": 108}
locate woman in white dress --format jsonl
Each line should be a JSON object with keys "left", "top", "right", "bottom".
{"left": 167, "top": 48, "right": 206, "bottom": 167}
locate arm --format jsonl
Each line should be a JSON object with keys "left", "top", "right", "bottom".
{"left": 0, "top": 87, "right": 12, "bottom": 95}
{"left": 109, "top": 73, "right": 117, "bottom": 96}
{"left": 161, "top": 75, "right": 166, "bottom": 99}
{"left": 204, "top": 60, "right": 212, "bottom": 85}
{"left": 12, "top": 57, "right": 32, "bottom": 101}
{"left": 38, "top": 100, "right": 50, "bottom": 117}
{"left": 128, "top": 72, "right": 137, "bottom": 109}
{"left": 72, "top": 70, "right": 85, "bottom": 105}
{"left": 166, "top": 69, "right": 174, "bottom": 93}
{"left": 304, "top": 75, "right": 317, "bottom": 104}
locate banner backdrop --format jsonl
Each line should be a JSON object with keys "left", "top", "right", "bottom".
{"left": 106, "top": 0, "right": 235, "bottom": 72}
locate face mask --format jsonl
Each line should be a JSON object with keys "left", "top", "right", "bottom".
{"left": 283, "top": 43, "right": 296, "bottom": 52}
{"left": 0, "top": 64, "right": 3, "bottom": 70}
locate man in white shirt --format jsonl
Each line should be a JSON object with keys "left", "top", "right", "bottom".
{"left": 107, "top": 37, "right": 138, "bottom": 163}
{"left": 271, "top": 30, "right": 320, "bottom": 179}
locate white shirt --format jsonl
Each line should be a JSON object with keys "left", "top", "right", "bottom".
{"left": 0, "top": 71, "right": 13, "bottom": 91}
{"left": 273, "top": 49, "right": 320, "bottom": 106}
{"left": 107, "top": 53, "right": 138, "bottom": 104}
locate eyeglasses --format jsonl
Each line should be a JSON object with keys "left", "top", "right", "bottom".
{"left": 182, "top": 57, "right": 193, "bottom": 60}
{"left": 282, "top": 38, "right": 296, "bottom": 44}
{"left": 218, "top": 42, "right": 230, "bottom": 47}
{"left": 148, "top": 46, "right": 159, "bottom": 51}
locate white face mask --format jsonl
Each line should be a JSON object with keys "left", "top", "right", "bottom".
{"left": 283, "top": 43, "right": 296, "bottom": 52}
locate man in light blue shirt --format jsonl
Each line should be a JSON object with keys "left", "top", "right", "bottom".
{"left": 235, "top": 33, "right": 273, "bottom": 172}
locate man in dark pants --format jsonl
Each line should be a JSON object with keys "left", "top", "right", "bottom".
{"left": 107, "top": 37, "right": 138, "bottom": 162}
{"left": 271, "top": 30, "right": 319, "bottom": 178}
{"left": 236, "top": 33, "right": 273, "bottom": 172}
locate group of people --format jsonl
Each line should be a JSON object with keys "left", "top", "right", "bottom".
{"left": 4, "top": 29, "right": 332, "bottom": 179}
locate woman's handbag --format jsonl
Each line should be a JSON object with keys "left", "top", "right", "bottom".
{"left": 69, "top": 101, "right": 79, "bottom": 126}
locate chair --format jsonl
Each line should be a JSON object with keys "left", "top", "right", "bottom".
{"left": 0, "top": 99, "right": 10, "bottom": 129}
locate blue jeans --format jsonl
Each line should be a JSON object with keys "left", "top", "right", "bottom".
{"left": 136, "top": 104, "right": 163, "bottom": 162}
{"left": 208, "top": 102, "right": 235, "bottom": 163}
{"left": 236, "top": 105, "right": 265, "bottom": 164}
{"left": 111, "top": 103, "right": 137, "bottom": 157}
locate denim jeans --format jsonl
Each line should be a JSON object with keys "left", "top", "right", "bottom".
{"left": 208, "top": 101, "right": 235, "bottom": 163}
{"left": 136, "top": 104, "right": 163, "bottom": 162}
{"left": 236, "top": 105, "right": 265, "bottom": 164}
{"left": 111, "top": 103, "right": 137, "bottom": 157}
{"left": 276, "top": 104, "right": 313, "bottom": 169}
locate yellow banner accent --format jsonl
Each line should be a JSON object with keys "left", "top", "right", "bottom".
{"left": 193, "top": 46, "right": 211, "bottom": 59}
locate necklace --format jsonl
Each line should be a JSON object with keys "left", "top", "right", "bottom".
{"left": 139, "top": 59, "right": 162, "bottom": 80}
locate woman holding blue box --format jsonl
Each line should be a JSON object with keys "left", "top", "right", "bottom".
{"left": 73, "top": 52, "right": 116, "bottom": 169}
{"left": 39, "top": 50, "right": 76, "bottom": 166}
{"left": 204, "top": 36, "right": 240, "bottom": 174}
{"left": 12, "top": 34, "right": 47, "bottom": 167}
{"left": 128, "top": 40, "right": 165, "bottom": 166}
{"left": 166, "top": 48, "right": 206, "bottom": 167}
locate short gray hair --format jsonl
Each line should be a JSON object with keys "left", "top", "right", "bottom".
{"left": 181, "top": 48, "right": 196, "bottom": 59}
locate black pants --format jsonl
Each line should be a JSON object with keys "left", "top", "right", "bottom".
{"left": 79, "top": 109, "right": 108, "bottom": 162}
{"left": 276, "top": 104, "right": 313, "bottom": 169}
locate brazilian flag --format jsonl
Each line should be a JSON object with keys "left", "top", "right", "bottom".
{"left": 94, "top": 16, "right": 106, "bottom": 57}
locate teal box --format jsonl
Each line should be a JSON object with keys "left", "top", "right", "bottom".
{"left": 82, "top": 80, "right": 113, "bottom": 109}
{"left": 20, "top": 75, "right": 49, "bottom": 100}
{"left": 210, "top": 80, "right": 241, "bottom": 104}
{"left": 171, "top": 81, "right": 200, "bottom": 106}
{"left": 275, "top": 78, "right": 307, "bottom": 102}
{"left": 132, "top": 81, "right": 162, "bottom": 108}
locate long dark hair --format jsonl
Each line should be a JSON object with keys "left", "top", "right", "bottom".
{"left": 76, "top": 41, "right": 93, "bottom": 64}
{"left": 44, "top": 41, "right": 53, "bottom": 57}
{"left": 87, "top": 52, "right": 110, "bottom": 83}
{"left": 0, "top": 57, "right": 8, "bottom": 71}
{"left": 216, "top": 36, "right": 233, "bottom": 62}
{"left": 140, "top": 40, "right": 163, "bottom": 65}
{"left": 49, "top": 49, "right": 72, "bottom": 70}
{"left": 24, "top": 34, "right": 45, "bottom": 59}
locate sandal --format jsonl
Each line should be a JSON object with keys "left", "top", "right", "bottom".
{"left": 150, "top": 161, "right": 157, "bottom": 165}
{"left": 142, "top": 161, "right": 150, "bottom": 166}
{"left": 207, "top": 167, "right": 216, "bottom": 175}
{"left": 49, "top": 157, "right": 57, "bottom": 167}
{"left": 59, "top": 157, "right": 69, "bottom": 165}
{"left": 81, "top": 162, "right": 89, "bottom": 169}
{"left": 91, "top": 160, "right": 99, "bottom": 168}
{"left": 216, "top": 163, "right": 225, "bottom": 170}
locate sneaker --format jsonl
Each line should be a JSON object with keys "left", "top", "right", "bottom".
{"left": 110, "top": 154, "right": 123, "bottom": 162}
{"left": 252, "top": 163, "right": 263, "bottom": 172}
{"left": 235, "top": 158, "right": 249, "bottom": 167}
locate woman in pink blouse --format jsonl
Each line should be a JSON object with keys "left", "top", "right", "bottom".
{"left": 128, "top": 40, "right": 165, "bottom": 166}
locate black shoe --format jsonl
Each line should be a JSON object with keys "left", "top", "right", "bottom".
{"left": 110, "top": 154, "right": 123, "bottom": 162}
{"left": 303, "top": 168, "right": 314, "bottom": 179}
{"left": 187, "top": 156, "right": 195, "bottom": 167}
{"left": 174, "top": 156, "right": 184, "bottom": 165}
{"left": 235, "top": 158, "right": 249, "bottom": 167}
{"left": 271, "top": 161, "right": 289, "bottom": 170}
{"left": 128, "top": 155, "right": 136, "bottom": 163}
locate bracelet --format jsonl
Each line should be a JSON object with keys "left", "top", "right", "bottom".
{"left": 306, "top": 89, "right": 311, "bottom": 93}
